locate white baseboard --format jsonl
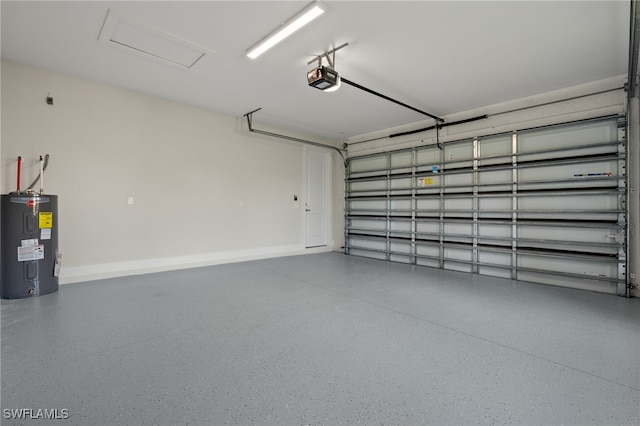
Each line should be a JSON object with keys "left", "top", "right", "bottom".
{"left": 60, "top": 243, "right": 336, "bottom": 284}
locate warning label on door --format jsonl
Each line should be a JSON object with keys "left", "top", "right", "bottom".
{"left": 17, "top": 245, "right": 44, "bottom": 262}
{"left": 21, "top": 239, "right": 39, "bottom": 247}
{"left": 39, "top": 212, "right": 53, "bottom": 228}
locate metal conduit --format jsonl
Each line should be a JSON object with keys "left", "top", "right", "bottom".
{"left": 243, "top": 108, "right": 347, "bottom": 166}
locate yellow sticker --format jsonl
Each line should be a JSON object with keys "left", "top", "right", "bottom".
{"left": 39, "top": 212, "right": 53, "bottom": 229}
{"left": 418, "top": 177, "right": 434, "bottom": 186}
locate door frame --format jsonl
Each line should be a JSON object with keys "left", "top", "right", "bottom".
{"left": 302, "top": 146, "right": 333, "bottom": 248}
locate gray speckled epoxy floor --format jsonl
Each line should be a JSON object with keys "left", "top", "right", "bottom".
{"left": 1, "top": 252, "right": 639, "bottom": 426}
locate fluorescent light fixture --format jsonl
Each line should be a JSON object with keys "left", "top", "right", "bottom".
{"left": 246, "top": 1, "right": 326, "bottom": 59}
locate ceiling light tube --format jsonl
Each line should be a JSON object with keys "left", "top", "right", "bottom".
{"left": 246, "top": 1, "right": 326, "bottom": 59}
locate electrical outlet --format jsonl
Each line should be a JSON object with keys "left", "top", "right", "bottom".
{"left": 127, "top": 197, "right": 134, "bottom": 205}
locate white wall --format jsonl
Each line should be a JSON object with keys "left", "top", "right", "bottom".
{"left": 1, "top": 61, "right": 344, "bottom": 283}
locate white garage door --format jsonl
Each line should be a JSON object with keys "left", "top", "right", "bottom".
{"left": 345, "top": 115, "right": 628, "bottom": 295}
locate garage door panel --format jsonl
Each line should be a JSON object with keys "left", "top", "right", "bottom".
{"left": 478, "top": 251, "right": 511, "bottom": 266}
{"left": 390, "top": 220, "right": 411, "bottom": 234}
{"left": 478, "top": 252, "right": 512, "bottom": 278}
{"left": 417, "top": 148, "right": 441, "bottom": 166}
{"left": 349, "top": 248, "right": 387, "bottom": 261}
{"left": 345, "top": 116, "right": 626, "bottom": 295}
{"left": 416, "top": 243, "right": 439, "bottom": 256}
{"left": 445, "top": 173, "right": 473, "bottom": 187}
{"left": 350, "top": 218, "right": 387, "bottom": 232}
{"left": 390, "top": 199, "right": 411, "bottom": 210}
{"left": 444, "top": 223, "right": 472, "bottom": 236}
{"left": 350, "top": 199, "right": 386, "bottom": 211}
{"left": 445, "top": 144, "right": 473, "bottom": 167}
{"left": 520, "top": 241, "right": 618, "bottom": 256}
{"left": 518, "top": 120, "right": 618, "bottom": 153}
{"left": 518, "top": 225, "right": 619, "bottom": 244}
{"left": 517, "top": 255, "right": 618, "bottom": 278}
{"left": 390, "top": 178, "right": 412, "bottom": 190}
{"left": 391, "top": 151, "right": 413, "bottom": 169}
{"left": 518, "top": 194, "right": 618, "bottom": 211}
{"left": 350, "top": 180, "right": 388, "bottom": 193}
{"left": 478, "top": 266, "right": 512, "bottom": 279}
{"left": 390, "top": 241, "right": 411, "bottom": 254}
{"left": 350, "top": 156, "right": 388, "bottom": 173}
{"left": 416, "top": 258, "right": 441, "bottom": 268}
{"left": 347, "top": 239, "right": 388, "bottom": 262}
{"left": 478, "top": 136, "right": 512, "bottom": 166}
{"left": 517, "top": 212, "right": 618, "bottom": 222}
{"left": 416, "top": 200, "right": 440, "bottom": 214}
{"left": 416, "top": 176, "right": 441, "bottom": 195}
{"left": 518, "top": 161, "right": 619, "bottom": 186}
{"left": 416, "top": 221, "right": 439, "bottom": 234}
{"left": 390, "top": 254, "right": 412, "bottom": 263}
{"left": 521, "top": 179, "right": 618, "bottom": 192}
{"left": 444, "top": 252, "right": 473, "bottom": 272}
{"left": 479, "top": 197, "right": 512, "bottom": 210}
{"left": 445, "top": 198, "right": 473, "bottom": 210}
{"left": 517, "top": 271, "right": 618, "bottom": 294}
{"left": 520, "top": 146, "right": 618, "bottom": 163}
{"left": 479, "top": 169, "right": 511, "bottom": 185}
{"left": 478, "top": 210, "right": 513, "bottom": 220}
{"left": 478, "top": 224, "right": 511, "bottom": 238}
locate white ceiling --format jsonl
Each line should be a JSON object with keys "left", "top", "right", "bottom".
{"left": 1, "top": 1, "right": 631, "bottom": 142}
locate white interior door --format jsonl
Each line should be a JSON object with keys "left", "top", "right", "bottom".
{"left": 304, "top": 148, "right": 331, "bottom": 248}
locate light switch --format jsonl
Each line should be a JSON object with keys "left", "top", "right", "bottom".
{"left": 127, "top": 197, "right": 134, "bottom": 205}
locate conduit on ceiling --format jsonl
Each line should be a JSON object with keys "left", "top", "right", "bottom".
{"left": 243, "top": 108, "right": 347, "bottom": 165}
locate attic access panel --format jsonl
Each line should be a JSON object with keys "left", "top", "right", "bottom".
{"left": 98, "top": 10, "right": 208, "bottom": 69}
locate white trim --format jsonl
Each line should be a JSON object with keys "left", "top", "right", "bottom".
{"left": 60, "top": 244, "right": 335, "bottom": 284}
{"left": 303, "top": 146, "right": 333, "bottom": 248}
